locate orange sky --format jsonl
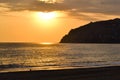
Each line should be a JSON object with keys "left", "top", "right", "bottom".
{"left": 0, "top": 0, "right": 120, "bottom": 43}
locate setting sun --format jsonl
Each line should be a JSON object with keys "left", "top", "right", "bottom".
{"left": 37, "top": 12, "right": 57, "bottom": 20}
{"left": 32, "top": 11, "right": 66, "bottom": 30}
{"left": 32, "top": 11, "right": 60, "bottom": 29}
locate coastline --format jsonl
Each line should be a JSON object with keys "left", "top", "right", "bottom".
{"left": 0, "top": 66, "right": 120, "bottom": 80}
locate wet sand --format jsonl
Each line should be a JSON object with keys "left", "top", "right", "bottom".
{"left": 0, "top": 66, "right": 120, "bottom": 80}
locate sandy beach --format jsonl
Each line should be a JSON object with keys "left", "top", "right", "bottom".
{"left": 0, "top": 66, "right": 120, "bottom": 80}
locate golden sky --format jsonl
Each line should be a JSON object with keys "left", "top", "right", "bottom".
{"left": 0, "top": 0, "right": 120, "bottom": 43}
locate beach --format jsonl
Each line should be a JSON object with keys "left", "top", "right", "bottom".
{"left": 0, "top": 66, "right": 120, "bottom": 80}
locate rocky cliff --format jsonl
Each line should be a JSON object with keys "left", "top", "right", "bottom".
{"left": 60, "top": 18, "right": 120, "bottom": 43}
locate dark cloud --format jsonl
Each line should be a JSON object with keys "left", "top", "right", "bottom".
{"left": 0, "top": 0, "right": 120, "bottom": 19}
{"left": 63, "top": 0, "right": 120, "bottom": 20}
{"left": 63, "top": 0, "right": 120, "bottom": 15}
{"left": 0, "top": 0, "right": 68, "bottom": 11}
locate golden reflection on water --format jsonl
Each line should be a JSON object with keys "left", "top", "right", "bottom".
{"left": 38, "top": 0, "right": 63, "bottom": 3}
{"left": 1, "top": 44, "right": 120, "bottom": 73}
{"left": 40, "top": 42, "right": 54, "bottom": 45}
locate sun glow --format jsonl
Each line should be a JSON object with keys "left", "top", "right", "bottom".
{"left": 37, "top": 12, "right": 57, "bottom": 20}
{"left": 33, "top": 11, "right": 65, "bottom": 29}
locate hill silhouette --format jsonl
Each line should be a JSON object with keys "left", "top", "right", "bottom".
{"left": 60, "top": 18, "right": 120, "bottom": 43}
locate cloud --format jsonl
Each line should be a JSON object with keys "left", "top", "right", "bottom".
{"left": 0, "top": 0, "right": 120, "bottom": 20}
{"left": 63, "top": 0, "right": 120, "bottom": 20}
{"left": 63, "top": 0, "right": 120, "bottom": 14}
{"left": 0, "top": 0, "right": 69, "bottom": 12}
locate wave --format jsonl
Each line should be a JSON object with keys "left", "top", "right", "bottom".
{"left": 0, "top": 64, "right": 36, "bottom": 70}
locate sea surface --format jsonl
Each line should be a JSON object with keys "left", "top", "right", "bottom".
{"left": 0, "top": 43, "right": 120, "bottom": 73}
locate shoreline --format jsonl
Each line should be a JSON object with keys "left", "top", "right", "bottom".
{"left": 0, "top": 66, "right": 120, "bottom": 80}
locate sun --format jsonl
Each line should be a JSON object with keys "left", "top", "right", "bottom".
{"left": 32, "top": 11, "right": 65, "bottom": 28}
{"left": 37, "top": 12, "right": 57, "bottom": 20}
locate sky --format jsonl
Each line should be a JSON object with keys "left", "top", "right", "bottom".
{"left": 0, "top": 0, "right": 120, "bottom": 43}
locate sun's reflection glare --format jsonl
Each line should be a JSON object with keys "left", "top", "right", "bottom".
{"left": 40, "top": 42, "right": 54, "bottom": 45}
{"left": 38, "top": 0, "right": 63, "bottom": 3}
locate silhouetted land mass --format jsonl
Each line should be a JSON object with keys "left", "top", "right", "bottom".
{"left": 60, "top": 18, "right": 120, "bottom": 43}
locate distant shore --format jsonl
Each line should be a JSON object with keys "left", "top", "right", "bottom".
{"left": 0, "top": 66, "right": 120, "bottom": 80}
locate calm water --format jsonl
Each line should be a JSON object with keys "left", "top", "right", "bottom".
{"left": 0, "top": 43, "right": 120, "bottom": 72}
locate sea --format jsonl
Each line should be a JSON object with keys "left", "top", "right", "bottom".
{"left": 0, "top": 43, "right": 120, "bottom": 73}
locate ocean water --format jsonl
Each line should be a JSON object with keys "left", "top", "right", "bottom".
{"left": 0, "top": 43, "right": 120, "bottom": 72}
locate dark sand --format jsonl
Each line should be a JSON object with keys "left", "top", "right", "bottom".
{"left": 0, "top": 66, "right": 120, "bottom": 80}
